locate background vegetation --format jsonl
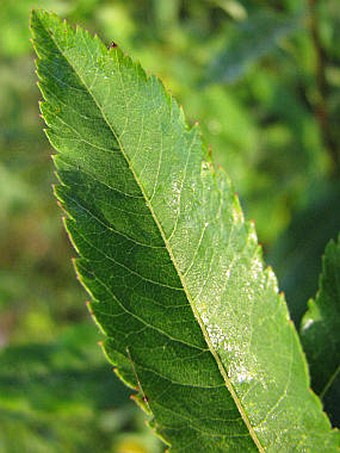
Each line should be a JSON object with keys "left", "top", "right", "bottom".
{"left": 1, "top": 0, "right": 339, "bottom": 451}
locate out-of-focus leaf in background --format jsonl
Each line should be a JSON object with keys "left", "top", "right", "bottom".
{"left": 300, "top": 235, "right": 340, "bottom": 427}
{"left": 1, "top": 0, "right": 339, "bottom": 449}
{"left": 205, "top": 10, "right": 300, "bottom": 84}
{"left": 268, "top": 183, "right": 340, "bottom": 324}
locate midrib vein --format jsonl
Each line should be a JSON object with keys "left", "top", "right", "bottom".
{"left": 45, "top": 22, "right": 264, "bottom": 452}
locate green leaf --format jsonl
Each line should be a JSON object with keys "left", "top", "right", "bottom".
{"left": 31, "top": 10, "right": 339, "bottom": 451}
{"left": 268, "top": 184, "right": 340, "bottom": 324}
{"left": 301, "top": 235, "right": 340, "bottom": 425}
{"left": 206, "top": 11, "right": 299, "bottom": 84}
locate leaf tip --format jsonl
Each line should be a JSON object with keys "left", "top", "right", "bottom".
{"left": 279, "top": 290, "right": 285, "bottom": 297}
{"left": 55, "top": 202, "right": 63, "bottom": 215}
{"left": 130, "top": 393, "right": 152, "bottom": 415}
{"left": 85, "top": 300, "right": 93, "bottom": 314}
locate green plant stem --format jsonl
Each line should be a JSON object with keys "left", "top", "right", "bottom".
{"left": 307, "top": 0, "right": 339, "bottom": 177}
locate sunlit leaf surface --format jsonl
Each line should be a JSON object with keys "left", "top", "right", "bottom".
{"left": 31, "top": 10, "right": 339, "bottom": 451}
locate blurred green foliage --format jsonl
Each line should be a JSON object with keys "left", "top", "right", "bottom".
{"left": 1, "top": 0, "right": 339, "bottom": 450}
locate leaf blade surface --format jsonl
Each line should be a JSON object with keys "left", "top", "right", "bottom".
{"left": 31, "top": 10, "right": 339, "bottom": 451}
